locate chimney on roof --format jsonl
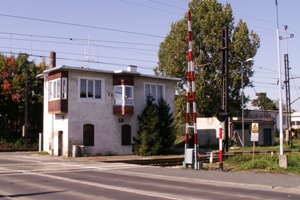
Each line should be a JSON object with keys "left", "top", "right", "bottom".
{"left": 49, "top": 51, "right": 56, "bottom": 68}
{"left": 127, "top": 65, "right": 137, "bottom": 72}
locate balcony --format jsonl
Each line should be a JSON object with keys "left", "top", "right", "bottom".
{"left": 113, "top": 105, "right": 134, "bottom": 115}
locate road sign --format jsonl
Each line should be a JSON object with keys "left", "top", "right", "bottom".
{"left": 251, "top": 123, "right": 259, "bottom": 142}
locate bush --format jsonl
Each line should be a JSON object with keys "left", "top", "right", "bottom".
{"left": 132, "top": 97, "right": 175, "bottom": 156}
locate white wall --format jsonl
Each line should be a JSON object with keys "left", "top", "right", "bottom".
{"left": 42, "top": 75, "right": 69, "bottom": 156}
{"left": 196, "top": 117, "right": 220, "bottom": 146}
{"left": 43, "top": 70, "right": 177, "bottom": 157}
{"left": 67, "top": 71, "right": 117, "bottom": 156}
{"left": 291, "top": 112, "right": 300, "bottom": 129}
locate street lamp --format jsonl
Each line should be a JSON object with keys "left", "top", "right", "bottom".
{"left": 239, "top": 58, "right": 254, "bottom": 147}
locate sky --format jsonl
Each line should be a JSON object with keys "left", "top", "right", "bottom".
{"left": 1, "top": 0, "right": 300, "bottom": 111}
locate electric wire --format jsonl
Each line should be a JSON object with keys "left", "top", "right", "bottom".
{"left": 0, "top": 31, "right": 159, "bottom": 47}
{"left": 0, "top": 45, "right": 157, "bottom": 63}
{"left": 148, "top": 0, "right": 186, "bottom": 11}
{"left": 118, "top": 0, "right": 182, "bottom": 15}
{"left": 0, "top": 36, "right": 157, "bottom": 52}
{"left": 0, "top": 13, "right": 164, "bottom": 38}
{"left": 0, "top": 50, "right": 156, "bottom": 71}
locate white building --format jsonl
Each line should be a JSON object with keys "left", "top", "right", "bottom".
{"left": 291, "top": 112, "right": 300, "bottom": 129}
{"left": 38, "top": 64, "right": 179, "bottom": 157}
{"left": 196, "top": 116, "right": 275, "bottom": 147}
{"left": 247, "top": 110, "right": 289, "bottom": 134}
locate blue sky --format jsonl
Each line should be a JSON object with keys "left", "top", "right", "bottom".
{"left": 1, "top": 0, "right": 300, "bottom": 111}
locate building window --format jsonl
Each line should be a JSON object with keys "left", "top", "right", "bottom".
{"left": 83, "top": 124, "right": 94, "bottom": 146}
{"left": 114, "top": 85, "right": 133, "bottom": 105}
{"left": 79, "top": 78, "right": 102, "bottom": 100}
{"left": 145, "top": 84, "right": 163, "bottom": 102}
{"left": 62, "top": 78, "right": 67, "bottom": 99}
{"left": 49, "top": 78, "right": 68, "bottom": 101}
{"left": 49, "top": 78, "right": 61, "bottom": 100}
{"left": 122, "top": 124, "right": 131, "bottom": 145}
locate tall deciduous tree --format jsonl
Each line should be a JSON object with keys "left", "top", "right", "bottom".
{"left": 251, "top": 92, "right": 278, "bottom": 111}
{"left": 0, "top": 53, "right": 45, "bottom": 142}
{"left": 154, "top": 0, "right": 260, "bottom": 129}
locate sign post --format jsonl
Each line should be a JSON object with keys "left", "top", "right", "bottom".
{"left": 251, "top": 123, "right": 259, "bottom": 164}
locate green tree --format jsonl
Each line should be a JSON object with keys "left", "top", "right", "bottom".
{"left": 154, "top": 0, "right": 260, "bottom": 129}
{"left": 0, "top": 53, "right": 46, "bottom": 142}
{"left": 132, "top": 97, "right": 175, "bottom": 156}
{"left": 251, "top": 93, "right": 278, "bottom": 110}
{"left": 157, "top": 98, "right": 176, "bottom": 150}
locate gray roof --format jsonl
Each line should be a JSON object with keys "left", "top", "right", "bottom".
{"left": 37, "top": 65, "right": 181, "bottom": 82}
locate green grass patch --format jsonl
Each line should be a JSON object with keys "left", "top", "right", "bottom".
{"left": 229, "top": 137, "right": 300, "bottom": 152}
{"left": 0, "top": 138, "right": 38, "bottom": 151}
{"left": 225, "top": 153, "right": 300, "bottom": 174}
{"left": 31, "top": 151, "right": 50, "bottom": 156}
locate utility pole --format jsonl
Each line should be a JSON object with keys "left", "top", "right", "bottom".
{"left": 280, "top": 25, "right": 294, "bottom": 148}
{"left": 221, "top": 26, "right": 229, "bottom": 152}
{"left": 23, "top": 62, "right": 32, "bottom": 140}
{"left": 275, "top": 0, "right": 284, "bottom": 156}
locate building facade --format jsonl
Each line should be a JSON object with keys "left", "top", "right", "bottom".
{"left": 291, "top": 112, "right": 300, "bottom": 130}
{"left": 196, "top": 116, "right": 275, "bottom": 147}
{"left": 247, "top": 109, "right": 289, "bottom": 135}
{"left": 38, "top": 65, "right": 179, "bottom": 157}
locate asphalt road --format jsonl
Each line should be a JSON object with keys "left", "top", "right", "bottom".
{"left": 0, "top": 152, "right": 300, "bottom": 200}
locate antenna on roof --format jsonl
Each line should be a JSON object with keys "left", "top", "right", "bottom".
{"left": 84, "top": 35, "right": 94, "bottom": 68}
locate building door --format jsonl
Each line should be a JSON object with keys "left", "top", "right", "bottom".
{"left": 58, "top": 131, "right": 63, "bottom": 156}
{"left": 122, "top": 124, "right": 131, "bottom": 145}
{"left": 263, "top": 128, "right": 272, "bottom": 146}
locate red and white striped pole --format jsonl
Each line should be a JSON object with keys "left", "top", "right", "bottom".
{"left": 184, "top": 10, "right": 198, "bottom": 169}
{"left": 219, "top": 122, "right": 223, "bottom": 170}
{"left": 189, "top": 10, "right": 198, "bottom": 170}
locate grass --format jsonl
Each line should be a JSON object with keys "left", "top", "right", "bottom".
{"left": 224, "top": 153, "right": 300, "bottom": 175}
{"left": 230, "top": 137, "right": 300, "bottom": 152}
{"left": 31, "top": 151, "right": 50, "bottom": 156}
{"left": 205, "top": 138, "right": 300, "bottom": 175}
{"left": 0, "top": 138, "right": 38, "bottom": 151}
{"left": 193, "top": 137, "right": 300, "bottom": 175}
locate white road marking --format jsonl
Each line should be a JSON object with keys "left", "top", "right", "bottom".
{"left": 0, "top": 166, "right": 198, "bottom": 200}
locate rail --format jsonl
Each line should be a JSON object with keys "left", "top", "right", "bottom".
{"left": 102, "top": 150, "right": 300, "bottom": 167}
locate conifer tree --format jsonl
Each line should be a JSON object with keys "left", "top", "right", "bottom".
{"left": 132, "top": 96, "right": 175, "bottom": 156}
{"left": 157, "top": 97, "right": 176, "bottom": 151}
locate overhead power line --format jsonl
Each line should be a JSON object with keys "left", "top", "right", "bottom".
{"left": 0, "top": 36, "right": 157, "bottom": 52}
{"left": 0, "top": 45, "right": 157, "bottom": 63}
{"left": 119, "top": 0, "right": 182, "bottom": 15}
{"left": 0, "top": 13, "right": 164, "bottom": 38}
{"left": 0, "top": 51, "right": 156, "bottom": 71}
{"left": 148, "top": 0, "right": 186, "bottom": 11}
{"left": 0, "top": 31, "right": 159, "bottom": 47}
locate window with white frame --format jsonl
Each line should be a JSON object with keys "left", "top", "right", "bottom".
{"left": 114, "top": 85, "right": 133, "bottom": 105}
{"left": 49, "top": 78, "right": 61, "bottom": 100}
{"left": 145, "top": 84, "right": 163, "bottom": 102}
{"left": 62, "top": 78, "right": 67, "bottom": 99}
{"left": 79, "top": 78, "right": 102, "bottom": 100}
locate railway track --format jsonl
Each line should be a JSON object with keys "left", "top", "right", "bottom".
{"left": 103, "top": 154, "right": 219, "bottom": 167}
{"left": 102, "top": 149, "right": 300, "bottom": 167}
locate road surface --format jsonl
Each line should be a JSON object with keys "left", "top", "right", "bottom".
{"left": 0, "top": 152, "right": 299, "bottom": 200}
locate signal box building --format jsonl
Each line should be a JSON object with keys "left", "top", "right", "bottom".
{"left": 38, "top": 64, "right": 179, "bottom": 157}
